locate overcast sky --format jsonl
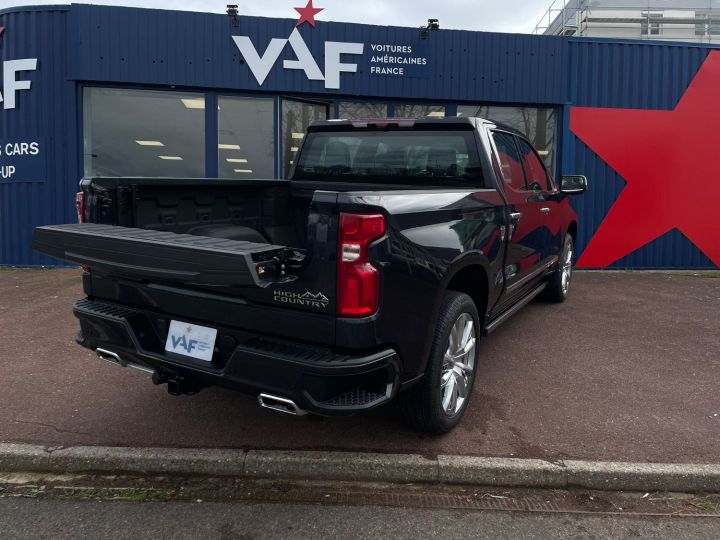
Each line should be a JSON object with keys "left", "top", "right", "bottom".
{"left": 3, "top": 0, "right": 552, "bottom": 34}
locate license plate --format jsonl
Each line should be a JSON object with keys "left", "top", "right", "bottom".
{"left": 164, "top": 320, "right": 217, "bottom": 362}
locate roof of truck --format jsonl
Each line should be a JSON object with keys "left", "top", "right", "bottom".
{"left": 308, "top": 116, "right": 525, "bottom": 136}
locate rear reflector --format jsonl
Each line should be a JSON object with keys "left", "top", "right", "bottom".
{"left": 337, "top": 213, "right": 385, "bottom": 318}
{"left": 76, "top": 191, "right": 86, "bottom": 223}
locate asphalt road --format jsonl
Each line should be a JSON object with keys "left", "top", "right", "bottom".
{"left": 1, "top": 269, "right": 718, "bottom": 462}
{"left": 1, "top": 498, "right": 719, "bottom": 540}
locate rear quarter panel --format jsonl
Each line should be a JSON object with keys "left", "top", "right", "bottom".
{"left": 336, "top": 189, "right": 506, "bottom": 379}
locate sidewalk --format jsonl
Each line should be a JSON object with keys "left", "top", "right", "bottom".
{"left": 1, "top": 269, "right": 718, "bottom": 464}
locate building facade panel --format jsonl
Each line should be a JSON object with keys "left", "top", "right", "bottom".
{"left": 567, "top": 39, "right": 715, "bottom": 267}
{"left": 0, "top": 7, "right": 79, "bottom": 266}
{"left": 68, "top": 5, "right": 568, "bottom": 104}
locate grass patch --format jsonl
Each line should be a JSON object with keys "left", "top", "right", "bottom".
{"left": 690, "top": 497, "right": 719, "bottom": 512}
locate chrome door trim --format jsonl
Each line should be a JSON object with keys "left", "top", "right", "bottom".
{"left": 506, "top": 256, "right": 558, "bottom": 292}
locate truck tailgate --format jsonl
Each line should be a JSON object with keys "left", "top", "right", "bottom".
{"left": 32, "top": 223, "right": 286, "bottom": 287}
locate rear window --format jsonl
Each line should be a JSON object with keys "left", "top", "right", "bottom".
{"left": 293, "top": 130, "right": 486, "bottom": 187}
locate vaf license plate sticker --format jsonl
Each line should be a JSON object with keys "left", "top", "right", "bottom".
{"left": 164, "top": 320, "right": 217, "bottom": 362}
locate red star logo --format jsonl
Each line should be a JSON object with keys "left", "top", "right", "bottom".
{"left": 571, "top": 51, "right": 720, "bottom": 268}
{"left": 186, "top": 326, "right": 193, "bottom": 333}
{"left": 294, "top": 0, "right": 323, "bottom": 27}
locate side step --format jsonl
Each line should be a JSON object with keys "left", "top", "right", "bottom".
{"left": 483, "top": 282, "right": 547, "bottom": 335}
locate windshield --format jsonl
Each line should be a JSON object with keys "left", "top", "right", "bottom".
{"left": 293, "top": 130, "right": 486, "bottom": 187}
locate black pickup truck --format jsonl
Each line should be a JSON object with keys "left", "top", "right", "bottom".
{"left": 32, "top": 117, "right": 586, "bottom": 433}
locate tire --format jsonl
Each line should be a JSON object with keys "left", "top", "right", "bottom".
{"left": 398, "top": 291, "right": 480, "bottom": 434}
{"left": 544, "top": 234, "right": 574, "bottom": 303}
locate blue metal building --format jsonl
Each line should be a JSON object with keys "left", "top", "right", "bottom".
{"left": 1, "top": 3, "right": 718, "bottom": 268}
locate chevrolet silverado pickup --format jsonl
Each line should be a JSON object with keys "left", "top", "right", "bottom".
{"left": 32, "top": 117, "right": 587, "bottom": 434}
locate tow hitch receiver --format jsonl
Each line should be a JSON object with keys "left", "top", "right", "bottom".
{"left": 152, "top": 370, "right": 202, "bottom": 396}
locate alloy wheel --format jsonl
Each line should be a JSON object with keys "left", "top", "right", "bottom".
{"left": 561, "top": 241, "right": 573, "bottom": 296}
{"left": 440, "top": 313, "right": 476, "bottom": 417}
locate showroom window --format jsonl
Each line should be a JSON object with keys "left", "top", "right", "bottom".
{"left": 282, "top": 99, "right": 328, "bottom": 177}
{"left": 394, "top": 104, "right": 445, "bottom": 118}
{"left": 457, "top": 105, "right": 557, "bottom": 174}
{"left": 83, "top": 88, "right": 205, "bottom": 177}
{"left": 338, "top": 102, "right": 389, "bottom": 119}
{"left": 218, "top": 97, "right": 274, "bottom": 179}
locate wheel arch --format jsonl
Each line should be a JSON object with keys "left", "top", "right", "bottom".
{"left": 414, "top": 255, "right": 492, "bottom": 378}
{"left": 445, "top": 265, "right": 490, "bottom": 324}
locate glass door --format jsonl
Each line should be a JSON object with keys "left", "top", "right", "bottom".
{"left": 281, "top": 98, "right": 329, "bottom": 178}
{"left": 217, "top": 96, "right": 275, "bottom": 179}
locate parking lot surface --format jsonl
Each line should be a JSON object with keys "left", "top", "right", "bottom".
{"left": 1, "top": 269, "right": 718, "bottom": 463}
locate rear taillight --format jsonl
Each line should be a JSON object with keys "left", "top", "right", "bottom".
{"left": 337, "top": 213, "right": 385, "bottom": 318}
{"left": 76, "top": 191, "right": 86, "bottom": 223}
{"left": 76, "top": 191, "right": 90, "bottom": 272}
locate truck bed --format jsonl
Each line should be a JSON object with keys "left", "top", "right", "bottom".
{"left": 82, "top": 177, "right": 309, "bottom": 249}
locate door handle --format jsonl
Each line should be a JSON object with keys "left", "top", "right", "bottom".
{"left": 540, "top": 207, "right": 551, "bottom": 214}
{"left": 509, "top": 212, "right": 522, "bottom": 221}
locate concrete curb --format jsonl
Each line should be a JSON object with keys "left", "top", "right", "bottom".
{"left": 437, "top": 456, "right": 566, "bottom": 488}
{"left": 245, "top": 450, "right": 437, "bottom": 483}
{"left": 1, "top": 443, "right": 719, "bottom": 493}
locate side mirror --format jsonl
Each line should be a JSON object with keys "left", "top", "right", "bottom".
{"left": 560, "top": 175, "right": 588, "bottom": 195}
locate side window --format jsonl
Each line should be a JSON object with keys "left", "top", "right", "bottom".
{"left": 517, "top": 138, "right": 550, "bottom": 191}
{"left": 492, "top": 132, "right": 525, "bottom": 191}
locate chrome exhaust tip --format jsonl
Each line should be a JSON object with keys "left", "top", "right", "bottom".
{"left": 257, "top": 393, "right": 307, "bottom": 416}
{"left": 96, "top": 348, "right": 154, "bottom": 374}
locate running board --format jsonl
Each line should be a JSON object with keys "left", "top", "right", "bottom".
{"left": 483, "top": 282, "right": 547, "bottom": 335}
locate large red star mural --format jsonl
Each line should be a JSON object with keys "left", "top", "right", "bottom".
{"left": 294, "top": 0, "right": 323, "bottom": 27}
{"left": 571, "top": 50, "right": 720, "bottom": 268}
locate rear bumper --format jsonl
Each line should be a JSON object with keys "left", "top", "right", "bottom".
{"left": 73, "top": 298, "right": 400, "bottom": 416}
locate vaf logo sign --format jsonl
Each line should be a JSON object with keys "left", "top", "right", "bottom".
{"left": 0, "top": 28, "right": 39, "bottom": 110}
{"left": 171, "top": 334, "right": 199, "bottom": 354}
{"left": 231, "top": 1, "right": 363, "bottom": 90}
{"left": 164, "top": 320, "right": 217, "bottom": 362}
